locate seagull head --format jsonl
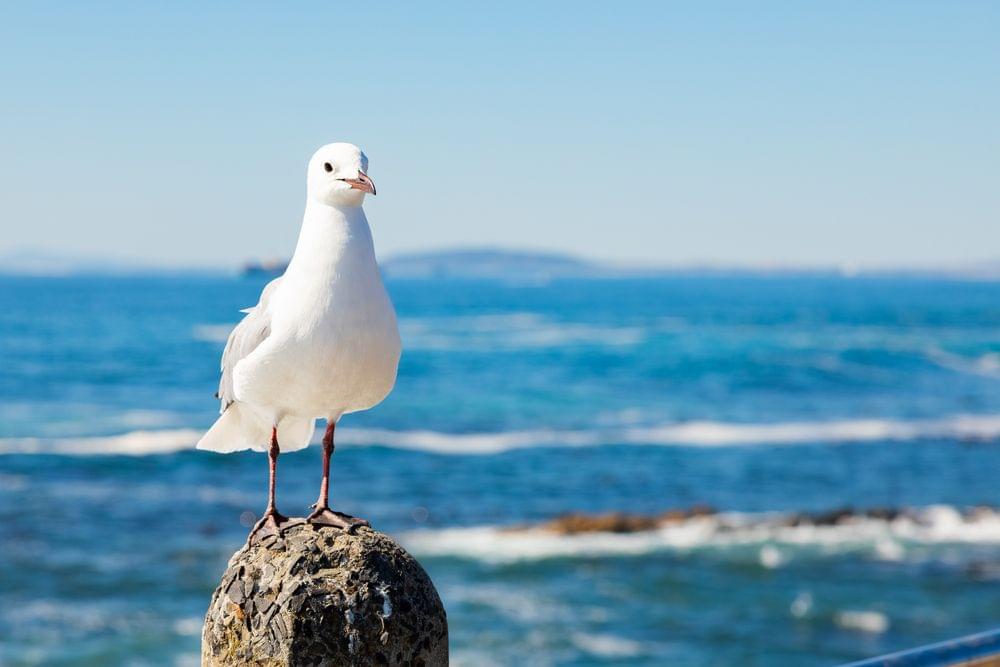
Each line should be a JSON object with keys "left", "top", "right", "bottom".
{"left": 306, "top": 142, "right": 376, "bottom": 207}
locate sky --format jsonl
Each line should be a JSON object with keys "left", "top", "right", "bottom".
{"left": 1, "top": 2, "right": 998, "bottom": 269}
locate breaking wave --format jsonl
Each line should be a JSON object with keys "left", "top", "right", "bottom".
{"left": 926, "top": 347, "right": 1000, "bottom": 379}
{"left": 399, "top": 312, "right": 647, "bottom": 351}
{"left": 340, "top": 413, "right": 1000, "bottom": 454}
{"left": 1, "top": 413, "right": 998, "bottom": 456}
{"left": 0, "top": 429, "right": 204, "bottom": 456}
{"left": 401, "top": 505, "right": 1000, "bottom": 564}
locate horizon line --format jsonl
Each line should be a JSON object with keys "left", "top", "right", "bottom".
{"left": 0, "top": 245, "right": 998, "bottom": 280}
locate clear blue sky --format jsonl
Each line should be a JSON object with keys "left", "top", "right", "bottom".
{"left": 1, "top": 2, "right": 997, "bottom": 268}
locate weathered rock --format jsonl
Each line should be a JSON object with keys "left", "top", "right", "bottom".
{"left": 531, "top": 505, "right": 718, "bottom": 535}
{"left": 510, "top": 505, "right": 999, "bottom": 537}
{"left": 202, "top": 522, "right": 447, "bottom": 666}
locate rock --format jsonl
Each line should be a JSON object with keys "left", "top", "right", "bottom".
{"left": 539, "top": 511, "right": 662, "bottom": 534}
{"left": 784, "top": 507, "right": 857, "bottom": 527}
{"left": 864, "top": 507, "right": 901, "bottom": 522}
{"left": 201, "top": 522, "right": 448, "bottom": 666}
{"left": 536, "top": 506, "right": 717, "bottom": 535}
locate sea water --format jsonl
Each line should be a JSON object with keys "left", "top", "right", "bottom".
{"left": 0, "top": 274, "right": 998, "bottom": 665}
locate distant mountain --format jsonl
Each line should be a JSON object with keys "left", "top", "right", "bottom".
{"left": 381, "top": 248, "right": 614, "bottom": 280}
{"left": 2, "top": 246, "right": 997, "bottom": 282}
{"left": 380, "top": 249, "right": 1000, "bottom": 282}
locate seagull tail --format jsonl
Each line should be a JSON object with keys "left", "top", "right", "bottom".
{"left": 275, "top": 416, "right": 315, "bottom": 453}
{"left": 197, "top": 403, "right": 266, "bottom": 453}
{"left": 197, "top": 403, "right": 315, "bottom": 454}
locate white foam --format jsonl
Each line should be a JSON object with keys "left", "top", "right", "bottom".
{"left": 400, "top": 506, "right": 1000, "bottom": 564}
{"left": 621, "top": 414, "right": 1000, "bottom": 447}
{"left": 759, "top": 544, "right": 786, "bottom": 569}
{"left": 172, "top": 617, "right": 203, "bottom": 636}
{"left": 335, "top": 427, "right": 597, "bottom": 454}
{"left": 3, "top": 412, "right": 999, "bottom": 457}
{"left": 926, "top": 347, "right": 1000, "bottom": 378}
{"left": 835, "top": 610, "right": 890, "bottom": 634}
{"left": 340, "top": 413, "right": 1000, "bottom": 454}
{"left": 399, "top": 312, "right": 646, "bottom": 351}
{"left": 0, "top": 429, "right": 203, "bottom": 456}
{"left": 571, "top": 632, "right": 645, "bottom": 658}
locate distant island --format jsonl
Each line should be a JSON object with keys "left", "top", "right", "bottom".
{"left": 2, "top": 246, "right": 998, "bottom": 281}
{"left": 244, "top": 248, "right": 1000, "bottom": 282}
{"left": 381, "top": 249, "right": 611, "bottom": 280}
{"left": 241, "top": 249, "right": 611, "bottom": 281}
{"left": 242, "top": 248, "right": 854, "bottom": 281}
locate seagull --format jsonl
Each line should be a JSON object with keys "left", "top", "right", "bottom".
{"left": 197, "top": 142, "right": 401, "bottom": 542}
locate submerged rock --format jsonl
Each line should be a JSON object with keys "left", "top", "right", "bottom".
{"left": 202, "top": 522, "right": 447, "bottom": 666}
{"left": 536, "top": 505, "right": 717, "bottom": 534}
{"left": 525, "top": 505, "right": 997, "bottom": 535}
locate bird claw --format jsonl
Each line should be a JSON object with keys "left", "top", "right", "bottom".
{"left": 248, "top": 508, "right": 291, "bottom": 544}
{"left": 307, "top": 506, "right": 370, "bottom": 533}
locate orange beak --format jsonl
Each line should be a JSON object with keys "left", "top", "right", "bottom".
{"left": 340, "top": 171, "right": 376, "bottom": 195}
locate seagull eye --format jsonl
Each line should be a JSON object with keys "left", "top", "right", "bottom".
{"left": 324, "top": 162, "right": 333, "bottom": 173}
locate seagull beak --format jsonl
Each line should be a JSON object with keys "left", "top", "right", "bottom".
{"left": 341, "top": 171, "right": 376, "bottom": 195}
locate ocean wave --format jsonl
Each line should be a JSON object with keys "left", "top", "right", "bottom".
{"left": 926, "top": 347, "right": 1000, "bottom": 379}
{"left": 398, "top": 312, "right": 647, "bottom": 350}
{"left": 341, "top": 413, "right": 1000, "bottom": 454}
{"left": 401, "top": 505, "right": 1000, "bottom": 564}
{"left": 2, "top": 413, "right": 999, "bottom": 456}
{"left": 0, "top": 429, "right": 204, "bottom": 456}
{"left": 620, "top": 413, "right": 1000, "bottom": 447}
{"left": 197, "top": 314, "right": 648, "bottom": 351}
{"left": 571, "top": 633, "right": 647, "bottom": 658}
{"left": 335, "top": 427, "right": 595, "bottom": 453}
{"left": 835, "top": 610, "right": 890, "bottom": 634}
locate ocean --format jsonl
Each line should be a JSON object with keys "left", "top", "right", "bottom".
{"left": 1, "top": 273, "right": 998, "bottom": 666}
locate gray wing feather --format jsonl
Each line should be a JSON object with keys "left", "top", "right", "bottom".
{"left": 216, "top": 277, "right": 282, "bottom": 412}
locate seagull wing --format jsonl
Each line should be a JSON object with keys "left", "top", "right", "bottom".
{"left": 217, "top": 276, "right": 282, "bottom": 412}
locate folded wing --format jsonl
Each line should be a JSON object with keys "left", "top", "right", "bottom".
{"left": 217, "top": 277, "right": 282, "bottom": 413}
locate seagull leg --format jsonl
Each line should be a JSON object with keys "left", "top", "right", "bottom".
{"left": 248, "top": 427, "right": 290, "bottom": 543}
{"left": 307, "top": 421, "right": 370, "bottom": 532}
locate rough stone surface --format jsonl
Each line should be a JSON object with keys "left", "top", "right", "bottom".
{"left": 202, "top": 522, "right": 448, "bottom": 666}
{"left": 515, "top": 505, "right": 1000, "bottom": 535}
{"left": 530, "top": 505, "right": 716, "bottom": 534}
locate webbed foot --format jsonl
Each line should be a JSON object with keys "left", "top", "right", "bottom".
{"left": 248, "top": 508, "right": 291, "bottom": 544}
{"left": 306, "top": 505, "right": 370, "bottom": 533}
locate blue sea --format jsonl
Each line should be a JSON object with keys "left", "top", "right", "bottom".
{"left": 1, "top": 273, "right": 999, "bottom": 666}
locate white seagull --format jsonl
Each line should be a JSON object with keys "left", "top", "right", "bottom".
{"left": 198, "top": 142, "right": 401, "bottom": 542}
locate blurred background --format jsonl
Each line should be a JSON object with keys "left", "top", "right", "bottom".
{"left": 1, "top": 3, "right": 998, "bottom": 666}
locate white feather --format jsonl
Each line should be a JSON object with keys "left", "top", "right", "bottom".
{"left": 197, "top": 403, "right": 314, "bottom": 453}
{"left": 199, "top": 142, "right": 401, "bottom": 453}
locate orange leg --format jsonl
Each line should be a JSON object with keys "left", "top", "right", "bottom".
{"left": 247, "top": 427, "right": 290, "bottom": 543}
{"left": 306, "top": 421, "right": 370, "bottom": 533}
